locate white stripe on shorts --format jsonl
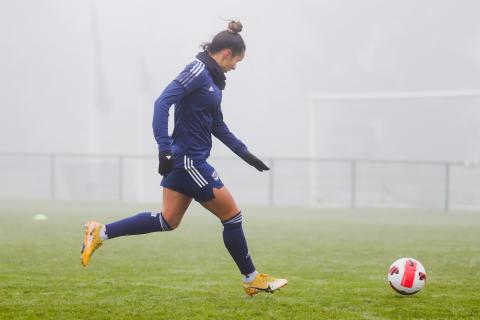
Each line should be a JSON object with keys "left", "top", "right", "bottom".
{"left": 184, "top": 156, "right": 206, "bottom": 187}
{"left": 189, "top": 159, "right": 208, "bottom": 186}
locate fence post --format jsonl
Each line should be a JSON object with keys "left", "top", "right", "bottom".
{"left": 269, "top": 158, "right": 275, "bottom": 206}
{"left": 351, "top": 160, "right": 356, "bottom": 209}
{"left": 50, "top": 154, "right": 56, "bottom": 199}
{"left": 444, "top": 163, "right": 450, "bottom": 212}
{"left": 118, "top": 156, "right": 124, "bottom": 201}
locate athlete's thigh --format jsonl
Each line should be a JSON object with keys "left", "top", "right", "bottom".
{"left": 162, "top": 187, "right": 193, "bottom": 228}
{"left": 200, "top": 186, "right": 239, "bottom": 222}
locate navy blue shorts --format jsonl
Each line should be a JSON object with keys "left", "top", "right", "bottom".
{"left": 160, "top": 158, "right": 224, "bottom": 202}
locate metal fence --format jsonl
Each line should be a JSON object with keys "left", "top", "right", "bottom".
{"left": 1, "top": 152, "right": 479, "bottom": 211}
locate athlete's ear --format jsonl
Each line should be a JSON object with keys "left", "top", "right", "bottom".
{"left": 223, "top": 49, "right": 232, "bottom": 59}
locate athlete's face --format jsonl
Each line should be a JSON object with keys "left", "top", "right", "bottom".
{"left": 220, "top": 49, "right": 245, "bottom": 73}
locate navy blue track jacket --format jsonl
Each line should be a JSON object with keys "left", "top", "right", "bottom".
{"left": 152, "top": 59, "right": 248, "bottom": 168}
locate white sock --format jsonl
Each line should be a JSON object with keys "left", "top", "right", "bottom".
{"left": 99, "top": 225, "right": 108, "bottom": 241}
{"left": 244, "top": 270, "right": 258, "bottom": 283}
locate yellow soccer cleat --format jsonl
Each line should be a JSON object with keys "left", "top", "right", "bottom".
{"left": 243, "top": 273, "right": 288, "bottom": 296}
{"left": 80, "top": 221, "right": 104, "bottom": 267}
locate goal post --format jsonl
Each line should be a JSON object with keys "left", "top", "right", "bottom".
{"left": 307, "top": 89, "right": 480, "bottom": 209}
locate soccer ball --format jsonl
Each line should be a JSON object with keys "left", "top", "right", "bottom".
{"left": 388, "top": 257, "right": 426, "bottom": 295}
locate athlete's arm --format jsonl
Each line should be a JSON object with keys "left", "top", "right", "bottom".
{"left": 153, "top": 61, "right": 206, "bottom": 176}
{"left": 153, "top": 61, "right": 206, "bottom": 154}
{"left": 152, "top": 81, "right": 186, "bottom": 154}
{"left": 212, "top": 108, "right": 269, "bottom": 172}
{"left": 212, "top": 107, "right": 248, "bottom": 156}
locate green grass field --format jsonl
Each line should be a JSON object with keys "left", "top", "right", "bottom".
{"left": 1, "top": 200, "right": 479, "bottom": 319}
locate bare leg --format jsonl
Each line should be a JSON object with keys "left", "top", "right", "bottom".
{"left": 162, "top": 187, "right": 193, "bottom": 228}
{"left": 200, "top": 186, "right": 239, "bottom": 221}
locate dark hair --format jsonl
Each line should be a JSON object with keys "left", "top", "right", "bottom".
{"left": 201, "top": 21, "right": 246, "bottom": 56}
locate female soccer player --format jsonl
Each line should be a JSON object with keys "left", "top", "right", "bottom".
{"left": 81, "top": 21, "right": 287, "bottom": 296}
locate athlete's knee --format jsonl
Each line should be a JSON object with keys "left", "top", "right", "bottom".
{"left": 150, "top": 212, "right": 174, "bottom": 232}
{"left": 160, "top": 210, "right": 181, "bottom": 230}
{"left": 222, "top": 209, "right": 241, "bottom": 222}
{"left": 165, "top": 219, "right": 180, "bottom": 230}
{"left": 221, "top": 211, "right": 244, "bottom": 233}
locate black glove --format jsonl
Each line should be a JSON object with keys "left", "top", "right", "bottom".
{"left": 241, "top": 152, "right": 270, "bottom": 172}
{"left": 158, "top": 151, "right": 173, "bottom": 176}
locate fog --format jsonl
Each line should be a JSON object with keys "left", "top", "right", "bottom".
{"left": 1, "top": 0, "right": 479, "bottom": 161}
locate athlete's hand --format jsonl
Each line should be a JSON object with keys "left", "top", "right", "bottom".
{"left": 241, "top": 152, "right": 270, "bottom": 172}
{"left": 158, "top": 151, "right": 173, "bottom": 176}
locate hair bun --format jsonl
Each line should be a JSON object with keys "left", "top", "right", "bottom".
{"left": 227, "top": 20, "right": 243, "bottom": 34}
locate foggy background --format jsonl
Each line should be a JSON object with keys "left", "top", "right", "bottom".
{"left": 1, "top": 0, "right": 480, "bottom": 208}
